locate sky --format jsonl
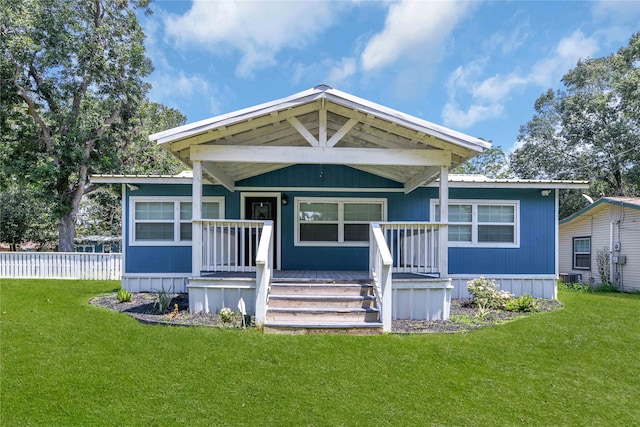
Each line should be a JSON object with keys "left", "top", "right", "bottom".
{"left": 140, "top": 0, "right": 640, "bottom": 152}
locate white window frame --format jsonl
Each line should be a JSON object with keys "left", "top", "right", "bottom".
{"left": 431, "top": 199, "right": 520, "bottom": 248}
{"left": 129, "top": 196, "right": 225, "bottom": 246}
{"left": 572, "top": 236, "right": 591, "bottom": 270}
{"left": 295, "top": 197, "right": 387, "bottom": 247}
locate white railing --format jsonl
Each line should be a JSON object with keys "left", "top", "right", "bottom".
{"left": 0, "top": 252, "right": 122, "bottom": 280}
{"left": 378, "top": 222, "right": 442, "bottom": 274}
{"left": 197, "top": 220, "right": 267, "bottom": 273}
{"left": 370, "top": 223, "right": 393, "bottom": 332}
{"left": 254, "top": 221, "right": 274, "bottom": 326}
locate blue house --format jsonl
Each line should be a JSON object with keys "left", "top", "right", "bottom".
{"left": 92, "top": 85, "right": 586, "bottom": 333}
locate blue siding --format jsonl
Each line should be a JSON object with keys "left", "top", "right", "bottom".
{"left": 447, "top": 188, "right": 556, "bottom": 275}
{"left": 237, "top": 164, "right": 403, "bottom": 188}
{"left": 123, "top": 172, "right": 556, "bottom": 275}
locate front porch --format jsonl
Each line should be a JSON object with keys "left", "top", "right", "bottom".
{"left": 188, "top": 220, "right": 452, "bottom": 333}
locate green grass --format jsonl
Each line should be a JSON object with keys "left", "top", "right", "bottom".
{"left": 2, "top": 279, "right": 639, "bottom": 426}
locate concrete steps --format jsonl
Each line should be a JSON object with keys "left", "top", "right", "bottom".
{"left": 264, "top": 280, "right": 382, "bottom": 335}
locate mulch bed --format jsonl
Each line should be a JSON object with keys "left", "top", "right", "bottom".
{"left": 90, "top": 293, "right": 563, "bottom": 333}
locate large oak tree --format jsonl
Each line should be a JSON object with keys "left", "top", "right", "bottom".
{"left": 510, "top": 33, "right": 640, "bottom": 218}
{"left": 1, "top": 0, "right": 155, "bottom": 251}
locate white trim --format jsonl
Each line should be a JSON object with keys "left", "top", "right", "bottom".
{"left": 431, "top": 199, "right": 520, "bottom": 248}
{"left": 294, "top": 197, "right": 387, "bottom": 247}
{"left": 240, "top": 192, "right": 282, "bottom": 270}
{"left": 92, "top": 174, "right": 588, "bottom": 190}
{"left": 555, "top": 189, "right": 559, "bottom": 278}
{"left": 129, "top": 196, "right": 225, "bottom": 246}
{"left": 237, "top": 186, "right": 407, "bottom": 193}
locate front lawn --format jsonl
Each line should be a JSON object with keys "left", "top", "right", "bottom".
{"left": 2, "top": 279, "right": 639, "bottom": 425}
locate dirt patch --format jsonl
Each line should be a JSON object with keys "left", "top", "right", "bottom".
{"left": 90, "top": 293, "right": 563, "bottom": 333}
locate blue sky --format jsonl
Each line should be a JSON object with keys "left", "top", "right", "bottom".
{"left": 141, "top": 1, "right": 640, "bottom": 152}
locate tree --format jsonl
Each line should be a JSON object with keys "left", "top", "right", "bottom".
{"left": 510, "top": 33, "right": 640, "bottom": 218}
{"left": 453, "top": 145, "right": 512, "bottom": 179}
{"left": 1, "top": 0, "right": 154, "bottom": 251}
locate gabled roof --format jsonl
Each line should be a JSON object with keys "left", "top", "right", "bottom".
{"left": 560, "top": 197, "right": 640, "bottom": 225}
{"left": 148, "top": 84, "right": 492, "bottom": 193}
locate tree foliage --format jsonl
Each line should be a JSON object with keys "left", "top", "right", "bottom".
{"left": 453, "top": 145, "right": 512, "bottom": 179}
{"left": 1, "top": 0, "right": 155, "bottom": 251}
{"left": 510, "top": 33, "right": 640, "bottom": 218}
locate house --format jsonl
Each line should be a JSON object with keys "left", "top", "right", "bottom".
{"left": 74, "top": 235, "right": 121, "bottom": 253}
{"left": 91, "top": 85, "right": 587, "bottom": 333}
{"left": 559, "top": 197, "right": 640, "bottom": 292}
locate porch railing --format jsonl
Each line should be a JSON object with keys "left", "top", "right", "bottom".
{"left": 197, "top": 220, "right": 266, "bottom": 272}
{"left": 378, "top": 222, "right": 442, "bottom": 275}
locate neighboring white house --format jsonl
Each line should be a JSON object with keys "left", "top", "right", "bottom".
{"left": 559, "top": 197, "right": 640, "bottom": 292}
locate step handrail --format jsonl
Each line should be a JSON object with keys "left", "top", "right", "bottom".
{"left": 255, "top": 220, "right": 274, "bottom": 326}
{"left": 370, "top": 223, "right": 393, "bottom": 332}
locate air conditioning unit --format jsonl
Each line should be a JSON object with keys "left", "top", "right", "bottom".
{"left": 560, "top": 273, "right": 582, "bottom": 283}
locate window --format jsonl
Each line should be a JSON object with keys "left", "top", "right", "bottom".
{"left": 130, "top": 197, "right": 224, "bottom": 245}
{"left": 296, "top": 198, "right": 386, "bottom": 246}
{"left": 433, "top": 200, "right": 519, "bottom": 247}
{"left": 573, "top": 237, "right": 591, "bottom": 270}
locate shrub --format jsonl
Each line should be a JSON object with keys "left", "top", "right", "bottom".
{"left": 596, "top": 247, "right": 611, "bottom": 286}
{"left": 466, "top": 276, "right": 513, "bottom": 311}
{"left": 219, "top": 307, "right": 234, "bottom": 323}
{"left": 558, "top": 281, "right": 591, "bottom": 293}
{"left": 116, "top": 288, "right": 133, "bottom": 303}
{"left": 594, "top": 283, "right": 619, "bottom": 293}
{"left": 154, "top": 286, "right": 173, "bottom": 314}
{"left": 505, "top": 294, "right": 539, "bottom": 312}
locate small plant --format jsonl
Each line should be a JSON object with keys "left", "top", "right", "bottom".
{"left": 154, "top": 286, "right": 173, "bottom": 314}
{"left": 467, "top": 276, "right": 513, "bottom": 312}
{"left": 219, "top": 307, "right": 234, "bottom": 323}
{"left": 116, "top": 288, "right": 133, "bottom": 303}
{"left": 596, "top": 247, "right": 611, "bottom": 286}
{"left": 505, "top": 294, "right": 539, "bottom": 312}
{"left": 169, "top": 304, "right": 179, "bottom": 319}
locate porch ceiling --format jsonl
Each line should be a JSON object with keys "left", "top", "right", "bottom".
{"left": 150, "top": 85, "right": 491, "bottom": 193}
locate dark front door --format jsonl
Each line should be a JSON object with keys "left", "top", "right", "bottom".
{"left": 244, "top": 196, "right": 278, "bottom": 268}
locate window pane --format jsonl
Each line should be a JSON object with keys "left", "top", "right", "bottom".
{"left": 180, "top": 202, "right": 192, "bottom": 220}
{"left": 180, "top": 223, "right": 192, "bottom": 241}
{"left": 203, "top": 202, "right": 220, "bottom": 219}
{"left": 478, "top": 205, "right": 514, "bottom": 223}
{"left": 478, "top": 225, "right": 514, "bottom": 243}
{"left": 575, "top": 254, "right": 591, "bottom": 268}
{"left": 344, "top": 203, "right": 382, "bottom": 221}
{"left": 299, "top": 203, "right": 338, "bottom": 222}
{"left": 300, "top": 224, "right": 338, "bottom": 241}
{"left": 344, "top": 224, "right": 370, "bottom": 242}
{"left": 449, "top": 205, "right": 472, "bottom": 222}
{"left": 448, "top": 225, "right": 472, "bottom": 242}
{"left": 135, "top": 223, "right": 174, "bottom": 241}
{"left": 135, "top": 202, "right": 174, "bottom": 220}
{"left": 574, "top": 238, "right": 590, "bottom": 253}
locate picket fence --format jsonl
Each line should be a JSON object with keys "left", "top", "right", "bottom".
{"left": 0, "top": 252, "right": 122, "bottom": 280}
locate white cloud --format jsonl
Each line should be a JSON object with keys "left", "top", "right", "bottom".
{"left": 442, "top": 102, "right": 504, "bottom": 129}
{"left": 592, "top": 0, "right": 640, "bottom": 25}
{"left": 325, "top": 57, "right": 357, "bottom": 85}
{"left": 148, "top": 72, "right": 226, "bottom": 118}
{"left": 442, "top": 31, "right": 600, "bottom": 128}
{"left": 360, "top": 0, "right": 475, "bottom": 71}
{"left": 163, "top": 1, "right": 342, "bottom": 77}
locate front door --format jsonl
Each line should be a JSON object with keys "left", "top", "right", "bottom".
{"left": 244, "top": 196, "right": 278, "bottom": 268}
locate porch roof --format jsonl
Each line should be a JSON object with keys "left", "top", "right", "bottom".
{"left": 148, "top": 84, "right": 491, "bottom": 193}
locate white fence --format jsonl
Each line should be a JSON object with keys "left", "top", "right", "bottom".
{"left": 0, "top": 252, "right": 122, "bottom": 280}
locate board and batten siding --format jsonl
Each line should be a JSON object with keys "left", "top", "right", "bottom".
{"left": 560, "top": 204, "right": 640, "bottom": 291}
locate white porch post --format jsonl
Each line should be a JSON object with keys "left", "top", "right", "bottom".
{"left": 439, "top": 166, "right": 449, "bottom": 278}
{"left": 192, "top": 161, "right": 203, "bottom": 276}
